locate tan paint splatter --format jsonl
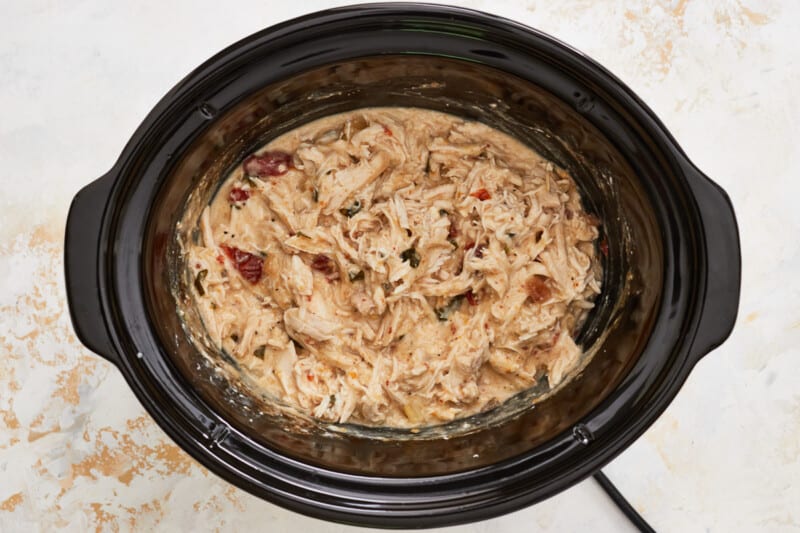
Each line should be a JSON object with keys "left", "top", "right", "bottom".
{"left": 29, "top": 220, "right": 65, "bottom": 248}
{"left": 224, "top": 484, "right": 246, "bottom": 512}
{"left": 28, "top": 424, "right": 62, "bottom": 443}
{"left": 64, "top": 426, "right": 197, "bottom": 489}
{"left": 87, "top": 502, "right": 120, "bottom": 532}
{"left": 1, "top": 409, "right": 20, "bottom": 430}
{"left": 27, "top": 413, "right": 62, "bottom": 442}
{"left": 52, "top": 357, "right": 99, "bottom": 405}
{"left": 125, "top": 414, "right": 153, "bottom": 432}
{"left": 0, "top": 493, "right": 24, "bottom": 512}
{"left": 618, "top": 0, "right": 690, "bottom": 78}
{"left": 740, "top": 4, "right": 770, "bottom": 25}
{"left": 123, "top": 499, "right": 165, "bottom": 530}
{"left": 712, "top": 1, "right": 774, "bottom": 48}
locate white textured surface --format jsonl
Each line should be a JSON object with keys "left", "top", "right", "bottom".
{"left": 1, "top": 0, "right": 798, "bottom": 531}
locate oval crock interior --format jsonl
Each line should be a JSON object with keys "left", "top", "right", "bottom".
{"left": 144, "top": 55, "right": 663, "bottom": 476}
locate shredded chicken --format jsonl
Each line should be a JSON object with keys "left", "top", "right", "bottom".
{"left": 183, "top": 107, "right": 602, "bottom": 427}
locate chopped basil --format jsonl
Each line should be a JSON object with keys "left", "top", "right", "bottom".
{"left": 194, "top": 269, "right": 208, "bottom": 295}
{"left": 253, "top": 345, "right": 266, "bottom": 359}
{"left": 339, "top": 199, "right": 362, "bottom": 218}
{"left": 296, "top": 231, "right": 310, "bottom": 239}
{"left": 400, "top": 247, "right": 421, "bottom": 268}
{"left": 348, "top": 270, "right": 365, "bottom": 282}
{"left": 435, "top": 295, "right": 465, "bottom": 321}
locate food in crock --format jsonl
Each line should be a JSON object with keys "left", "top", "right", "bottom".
{"left": 183, "top": 107, "right": 602, "bottom": 427}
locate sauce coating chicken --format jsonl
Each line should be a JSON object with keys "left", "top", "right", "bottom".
{"left": 184, "top": 108, "right": 602, "bottom": 427}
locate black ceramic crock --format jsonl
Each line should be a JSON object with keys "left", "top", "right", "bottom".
{"left": 64, "top": 3, "right": 741, "bottom": 528}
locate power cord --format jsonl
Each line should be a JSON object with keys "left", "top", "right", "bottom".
{"left": 593, "top": 471, "right": 656, "bottom": 533}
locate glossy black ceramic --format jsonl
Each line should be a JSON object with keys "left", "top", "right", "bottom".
{"left": 64, "top": 4, "right": 740, "bottom": 528}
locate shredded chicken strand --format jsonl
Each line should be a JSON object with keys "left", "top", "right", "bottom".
{"left": 183, "top": 107, "right": 602, "bottom": 427}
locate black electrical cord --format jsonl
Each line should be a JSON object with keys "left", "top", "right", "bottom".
{"left": 593, "top": 471, "right": 656, "bottom": 533}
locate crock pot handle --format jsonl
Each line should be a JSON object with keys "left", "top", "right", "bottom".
{"left": 684, "top": 164, "right": 741, "bottom": 363}
{"left": 64, "top": 172, "right": 120, "bottom": 367}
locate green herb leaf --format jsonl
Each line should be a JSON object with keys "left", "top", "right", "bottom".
{"left": 339, "top": 199, "right": 362, "bottom": 218}
{"left": 435, "top": 295, "right": 465, "bottom": 321}
{"left": 194, "top": 269, "right": 208, "bottom": 296}
{"left": 400, "top": 247, "right": 420, "bottom": 268}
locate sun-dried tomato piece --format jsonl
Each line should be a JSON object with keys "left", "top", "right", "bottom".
{"left": 448, "top": 218, "right": 459, "bottom": 239}
{"left": 220, "top": 244, "right": 263, "bottom": 284}
{"left": 310, "top": 254, "right": 339, "bottom": 280}
{"left": 464, "top": 289, "right": 478, "bottom": 306}
{"left": 228, "top": 187, "right": 250, "bottom": 203}
{"left": 525, "top": 275, "right": 551, "bottom": 303}
{"left": 599, "top": 237, "right": 609, "bottom": 257}
{"left": 243, "top": 151, "right": 292, "bottom": 177}
{"left": 464, "top": 241, "right": 486, "bottom": 258}
{"left": 470, "top": 188, "right": 491, "bottom": 201}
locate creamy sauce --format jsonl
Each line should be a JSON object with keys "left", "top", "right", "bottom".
{"left": 183, "top": 107, "right": 602, "bottom": 427}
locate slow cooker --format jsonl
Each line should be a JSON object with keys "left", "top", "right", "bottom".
{"left": 64, "top": 3, "right": 740, "bottom": 528}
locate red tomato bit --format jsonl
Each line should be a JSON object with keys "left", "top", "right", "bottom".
{"left": 599, "top": 237, "right": 609, "bottom": 257}
{"left": 464, "top": 289, "right": 478, "bottom": 306}
{"left": 228, "top": 187, "right": 250, "bottom": 203}
{"left": 220, "top": 244, "right": 264, "bottom": 284}
{"left": 465, "top": 241, "right": 486, "bottom": 258}
{"left": 243, "top": 151, "right": 292, "bottom": 177}
{"left": 310, "top": 254, "right": 340, "bottom": 280}
{"left": 470, "top": 188, "right": 491, "bottom": 201}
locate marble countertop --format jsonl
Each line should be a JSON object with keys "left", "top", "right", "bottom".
{"left": 1, "top": 0, "right": 798, "bottom": 531}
